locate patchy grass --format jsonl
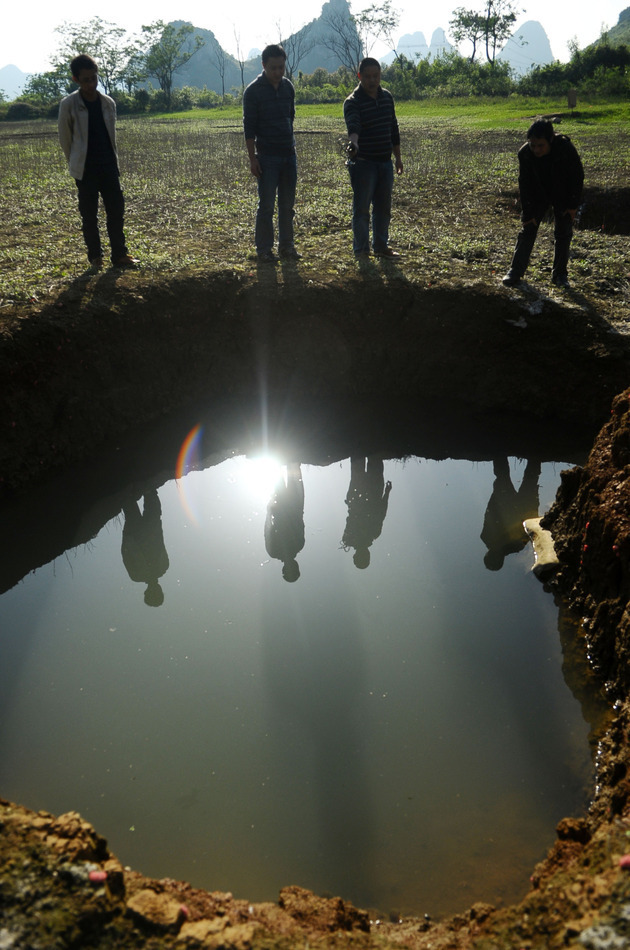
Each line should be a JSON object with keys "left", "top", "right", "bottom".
{"left": 0, "top": 105, "right": 629, "bottom": 328}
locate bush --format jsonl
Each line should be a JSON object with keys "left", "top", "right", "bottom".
{"left": 133, "top": 89, "right": 151, "bottom": 112}
{"left": 171, "top": 87, "right": 196, "bottom": 111}
{"left": 582, "top": 65, "right": 630, "bottom": 97}
{"left": 148, "top": 89, "right": 170, "bottom": 112}
{"left": 6, "top": 100, "right": 44, "bottom": 120}
{"left": 196, "top": 87, "right": 224, "bottom": 108}
{"left": 111, "top": 91, "right": 135, "bottom": 114}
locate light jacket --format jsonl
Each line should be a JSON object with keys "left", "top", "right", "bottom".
{"left": 58, "top": 90, "right": 118, "bottom": 180}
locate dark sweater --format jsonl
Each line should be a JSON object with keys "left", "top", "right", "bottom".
{"left": 343, "top": 84, "right": 400, "bottom": 162}
{"left": 83, "top": 95, "right": 117, "bottom": 172}
{"left": 242, "top": 72, "right": 295, "bottom": 156}
{"left": 518, "top": 134, "right": 584, "bottom": 220}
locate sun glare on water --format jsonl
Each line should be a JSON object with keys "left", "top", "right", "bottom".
{"left": 235, "top": 455, "right": 286, "bottom": 506}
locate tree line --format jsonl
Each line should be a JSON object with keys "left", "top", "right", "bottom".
{"left": 1, "top": 3, "right": 629, "bottom": 120}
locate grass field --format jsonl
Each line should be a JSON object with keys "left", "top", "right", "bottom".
{"left": 0, "top": 98, "right": 629, "bottom": 318}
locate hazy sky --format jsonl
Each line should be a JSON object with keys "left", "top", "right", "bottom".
{"left": 1, "top": 0, "right": 624, "bottom": 74}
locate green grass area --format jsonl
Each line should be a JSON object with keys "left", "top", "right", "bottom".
{"left": 143, "top": 96, "right": 630, "bottom": 130}
{"left": 0, "top": 99, "right": 628, "bottom": 318}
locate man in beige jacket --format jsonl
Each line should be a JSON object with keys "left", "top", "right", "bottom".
{"left": 58, "top": 54, "right": 136, "bottom": 271}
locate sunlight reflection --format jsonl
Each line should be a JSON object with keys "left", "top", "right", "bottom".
{"left": 238, "top": 455, "right": 285, "bottom": 505}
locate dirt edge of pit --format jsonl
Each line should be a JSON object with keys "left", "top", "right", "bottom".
{"left": 2, "top": 272, "right": 630, "bottom": 497}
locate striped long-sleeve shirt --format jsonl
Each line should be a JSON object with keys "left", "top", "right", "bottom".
{"left": 243, "top": 72, "right": 296, "bottom": 157}
{"left": 343, "top": 84, "right": 400, "bottom": 162}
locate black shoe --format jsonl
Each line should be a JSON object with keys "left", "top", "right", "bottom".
{"left": 279, "top": 246, "right": 301, "bottom": 261}
{"left": 502, "top": 271, "right": 521, "bottom": 287}
{"left": 257, "top": 251, "right": 277, "bottom": 264}
{"left": 552, "top": 274, "right": 570, "bottom": 288}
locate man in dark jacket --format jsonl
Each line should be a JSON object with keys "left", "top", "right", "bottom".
{"left": 503, "top": 118, "right": 584, "bottom": 289}
{"left": 243, "top": 44, "right": 299, "bottom": 264}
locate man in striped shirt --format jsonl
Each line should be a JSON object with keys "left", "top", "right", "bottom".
{"left": 343, "top": 58, "right": 403, "bottom": 258}
{"left": 243, "top": 44, "right": 300, "bottom": 263}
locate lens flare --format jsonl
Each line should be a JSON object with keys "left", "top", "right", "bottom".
{"left": 175, "top": 424, "right": 203, "bottom": 524}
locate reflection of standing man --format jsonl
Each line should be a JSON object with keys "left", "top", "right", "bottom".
{"left": 342, "top": 458, "right": 392, "bottom": 569}
{"left": 121, "top": 489, "right": 170, "bottom": 606}
{"left": 343, "top": 58, "right": 403, "bottom": 259}
{"left": 264, "top": 463, "right": 305, "bottom": 582}
{"left": 243, "top": 44, "right": 300, "bottom": 264}
{"left": 481, "top": 458, "right": 541, "bottom": 571}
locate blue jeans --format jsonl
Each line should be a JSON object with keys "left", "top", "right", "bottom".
{"left": 255, "top": 152, "right": 297, "bottom": 255}
{"left": 348, "top": 158, "right": 394, "bottom": 254}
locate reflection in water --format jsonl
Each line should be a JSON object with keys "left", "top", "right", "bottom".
{"left": 0, "top": 451, "right": 607, "bottom": 918}
{"left": 262, "top": 583, "right": 374, "bottom": 903}
{"left": 121, "top": 489, "right": 170, "bottom": 606}
{"left": 480, "top": 458, "right": 541, "bottom": 571}
{"left": 342, "top": 457, "right": 392, "bottom": 569}
{"left": 264, "top": 463, "right": 305, "bottom": 582}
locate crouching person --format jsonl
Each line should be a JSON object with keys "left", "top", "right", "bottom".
{"left": 503, "top": 118, "right": 583, "bottom": 289}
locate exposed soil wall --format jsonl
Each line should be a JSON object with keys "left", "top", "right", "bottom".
{"left": 544, "top": 391, "right": 630, "bottom": 692}
{"left": 2, "top": 273, "right": 630, "bottom": 496}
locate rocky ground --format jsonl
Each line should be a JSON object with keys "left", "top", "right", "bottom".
{"left": 3, "top": 266, "right": 630, "bottom": 948}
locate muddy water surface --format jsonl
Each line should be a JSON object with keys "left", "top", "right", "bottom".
{"left": 0, "top": 450, "right": 599, "bottom": 918}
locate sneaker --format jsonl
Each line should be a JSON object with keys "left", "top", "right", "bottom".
{"left": 502, "top": 270, "right": 521, "bottom": 287}
{"left": 374, "top": 247, "right": 400, "bottom": 258}
{"left": 257, "top": 251, "right": 277, "bottom": 264}
{"left": 279, "top": 246, "right": 302, "bottom": 261}
{"left": 552, "top": 275, "right": 570, "bottom": 288}
{"left": 113, "top": 254, "right": 139, "bottom": 269}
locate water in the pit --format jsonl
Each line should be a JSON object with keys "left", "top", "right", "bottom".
{"left": 0, "top": 445, "right": 605, "bottom": 918}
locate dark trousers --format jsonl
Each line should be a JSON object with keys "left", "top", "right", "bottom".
{"left": 255, "top": 153, "right": 297, "bottom": 255}
{"left": 75, "top": 167, "right": 127, "bottom": 263}
{"left": 509, "top": 205, "right": 573, "bottom": 280}
{"left": 348, "top": 158, "right": 394, "bottom": 255}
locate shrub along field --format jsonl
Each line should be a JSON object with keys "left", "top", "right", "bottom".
{"left": 0, "top": 98, "right": 629, "bottom": 326}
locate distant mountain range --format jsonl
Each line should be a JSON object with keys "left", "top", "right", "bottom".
{"left": 2, "top": 4, "right": 629, "bottom": 100}
{"left": 380, "top": 19, "right": 556, "bottom": 74}
{"left": 0, "top": 63, "right": 28, "bottom": 100}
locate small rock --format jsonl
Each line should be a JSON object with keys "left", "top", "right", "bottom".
{"left": 126, "top": 889, "right": 187, "bottom": 930}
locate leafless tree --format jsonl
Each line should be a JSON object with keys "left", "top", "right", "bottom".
{"left": 320, "top": 5, "right": 363, "bottom": 74}
{"left": 213, "top": 40, "right": 228, "bottom": 101}
{"left": 275, "top": 20, "right": 317, "bottom": 80}
{"left": 233, "top": 27, "right": 246, "bottom": 94}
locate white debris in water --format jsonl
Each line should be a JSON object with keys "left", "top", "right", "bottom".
{"left": 505, "top": 315, "right": 528, "bottom": 328}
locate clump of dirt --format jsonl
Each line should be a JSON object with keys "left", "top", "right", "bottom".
{"left": 4, "top": 789, "right": 630, "bottom": 950}
{"left": 543, "top": 389, "right": 630, "bottom": 696}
